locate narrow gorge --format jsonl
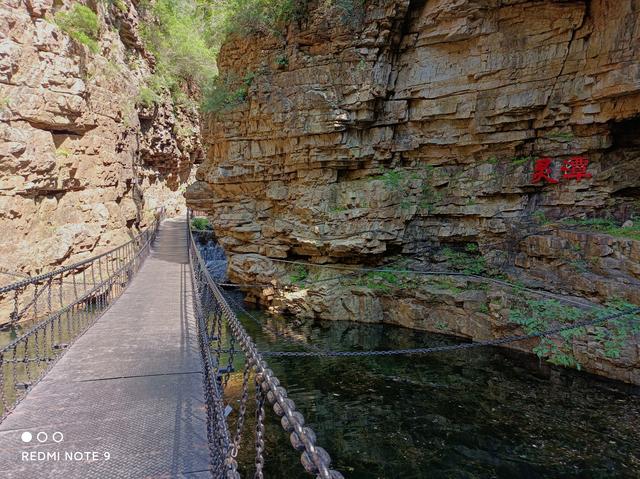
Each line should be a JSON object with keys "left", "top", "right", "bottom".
{"left": 1, "top": 0, "right": 203, "bottom": 279}
{"left": 1, "top": 1, "right": 640, "bottom": 478}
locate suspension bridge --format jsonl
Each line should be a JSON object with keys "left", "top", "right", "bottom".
{"left": 0, "top": 213, "right": 338, "bottom": 479}
{"left": 0, "top": 212, "right": 637, "bottom": 479}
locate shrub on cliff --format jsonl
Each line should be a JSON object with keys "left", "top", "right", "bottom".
{"left": 139, "top": 0, "right": 218, "bottom": 101}
{"left": 211, "top": 0, "right": 302, "bottom": 37}
{"left": 210, "top": 0, "right": 362, "bottom": 38}
{"left": 191, "top": 217, "right": 211, "bottom": 231}
{"left": 55, "top": 4, "right": 100, "bottom": 53}
{"left": 201, "top": 73, "right": 255, "bottom": 114}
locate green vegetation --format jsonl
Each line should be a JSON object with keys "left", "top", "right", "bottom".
{"left": 570, "top": 259, "right": 588, "bottom": 273}
{"left": 510, "top": 299, "right": 586, "bottom": 369}
{"left": 562, "top": 217, "right": 640, "bottom": 241}
{"left": 510, "top": 155, "right": 535, "bottom": 166}
{"left": 442, "top": 244, "right": 487, "bottom": 275}
{"left": 210, "top": 0, "right": 363, "bottom": 38}
{"left": 55, "top": 147, "right": 72, "bottom": 158}
{"left": 173, "top": 121, "right": 195, "bottom": 138}
{"left": 209, "top": 0, "right": 303, "bottom": 38}
{"left": 99, "top": 0, "right": 128, "bottom": 13}
{"left": 375, "top": 169, "right": 407, "bottom": 188}
{"left": 289, "top": 265, "right": 309, "bottom": 285}
{"left": 191, "top": 217, "right": 211, "bottom": 231}
{"left": 372, "top": 165, "right": 441, "bottom": 214}
{"left": 136, "top": 86, "right": 160, "bottom": 108}
{"left": 509, "top": 299, "right": 640, "bottom": 369}
{"left": 510, "top": 280, "right": 526, "bottom": 294}
{"left": 275, "top": 54, "right": 289, "bottom": 68}
{"left": 55, "top": 4, "right": 100, "bottom": 53}
{"left": 132, "top": 0, "right": 366, "bottom": 115}
{"left": 510, "top": 299, "right": 584, "bottom": 335}
{"left": 52, "top": 1, "right": 368, "bottom": 117}
{"left": 356, "top": 271, "right": 405, "bottom": 293}
{"left": 532, "top": 211, "right": 552, "bottom": 225}
{"left": 113, "top": 0, "right": 128, "bottom": 13}
{"left": 429, "top": 277, "right": 462, "bottom": 294}
{"left": 139, "top": 0, "right": 218, "bottom": 106}
{"left": 593, "top": 299, "right": 640, "bottom": 359}
{"left": 418, "top": 165, "right": 441, "bottom": 213}
{"left": 545, "top": 131, "right": 574, "bottom": 142}
{"left": 201, "top": 73, "right": 254, "bottom": 114}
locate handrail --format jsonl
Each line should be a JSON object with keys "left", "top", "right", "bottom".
{"left": 0, "top": 210, "right": 164, "bottom": 420}
{"left": 187, "top": 210, "right": 342, "bottom": 479}
{"left": 0, "top": 208, "right": 164, "bottom": 295}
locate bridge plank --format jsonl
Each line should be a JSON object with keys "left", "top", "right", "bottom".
{"left": 0, "top": 218, "right": 210, "bottom": 478}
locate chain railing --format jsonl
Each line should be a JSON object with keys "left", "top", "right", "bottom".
{"left": 187, "top": 210, "right": 343, "bottom": 479}
{"left": 0, "top": 209, "right": 164, "bottom": 420}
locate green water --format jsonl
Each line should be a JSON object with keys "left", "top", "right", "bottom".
{"left": 227, "top": 311, "right": 640, "bottom": 479}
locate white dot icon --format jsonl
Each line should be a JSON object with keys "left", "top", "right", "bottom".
{"left": 21, "top": 432, "right": 32, "bottom": 443}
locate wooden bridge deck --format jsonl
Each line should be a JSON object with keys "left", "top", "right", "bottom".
{"left": 0, "top": 217, "right": 211, "bottom": 478}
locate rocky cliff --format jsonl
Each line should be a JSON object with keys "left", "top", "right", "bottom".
{"left": 0, "top": 0, "right": 202, "bottom": 280}
{"left": 187, "top": 0, "right": 640, "bottom": 383}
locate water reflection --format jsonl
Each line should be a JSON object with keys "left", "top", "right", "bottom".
{"left": 227, "top": 310, "right": 640, "bottom": 479}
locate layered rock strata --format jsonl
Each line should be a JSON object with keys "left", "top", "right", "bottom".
{"left": 0, "top": 0, "right": 202, "bottom": 280}
{"left": 187, "top": 0, "right": 640, "bottom": 383}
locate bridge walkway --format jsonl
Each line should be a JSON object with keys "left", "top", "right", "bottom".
{"left": 0, "top": 217, "right": 210, "bottom": 478}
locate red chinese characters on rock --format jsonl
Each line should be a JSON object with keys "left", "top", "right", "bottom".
{"left": 560, "top": 156, "right": 592, "bottom": 182}
{"left": 531, "top": 156, "right": 592, "bottom": 184}
{"left": 531, "top": 157, "right": 558, "bottom": 184}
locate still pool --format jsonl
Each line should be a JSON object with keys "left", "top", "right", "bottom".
{"left": 226, "top": 309, "right": 640, "bottom": 479}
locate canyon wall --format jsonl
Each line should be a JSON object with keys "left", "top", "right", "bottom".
{"left": 0, "top": 0, "right": 202, "bottom": 281}
{"left": 187, "top": 0, "right": 640, "bottom": 383}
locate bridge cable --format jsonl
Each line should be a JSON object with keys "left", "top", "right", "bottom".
{"left": 260, "top": 307, "right": 640, "bottom": 357}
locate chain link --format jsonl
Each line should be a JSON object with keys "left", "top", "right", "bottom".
{"left": 259, "top": 308, "right": 640, "bottom": 357}
{"left": 254, "top": 374, "right": 266, "bottom": 479}
{"left": 187, "top": 210, "right": 342, "bottom": 479}
{"left": 230, "top": 360, "right": 252, "bottom": 459}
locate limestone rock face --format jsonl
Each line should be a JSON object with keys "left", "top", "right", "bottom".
{"left": 0, "top": 0, "right": 202, "bottom": 279}
{"left": 189, "top": 0, "right": 640, "bottom": 383}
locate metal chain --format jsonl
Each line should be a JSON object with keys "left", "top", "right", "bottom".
{"left": 32, "top": 283, "right": 39, "bottom": 322}
{"left": 47, "top": 277, "right": 53, "bottom": 317}
{"left": 187, "top": 210, "right": 342, "bottom": 479}
{"left": 222, "top": 312, "right": 237, "bottom": 390}
{"left": 229, "top": 360, "right": 252, "bottom": 460}
{"left": 254, "top": 374, "right": 266, "bottom": 479}
{"left": 189, "top": 241, "right": 231, "bottom": 477}
{"left": 260, "top": 308, "right": 640, "bottom": 357}
{"left": 0, "top": 353, "right": 7, "bottom": 412}
{"left": 10, "top": 288, "right": 20, "bottom": 324}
